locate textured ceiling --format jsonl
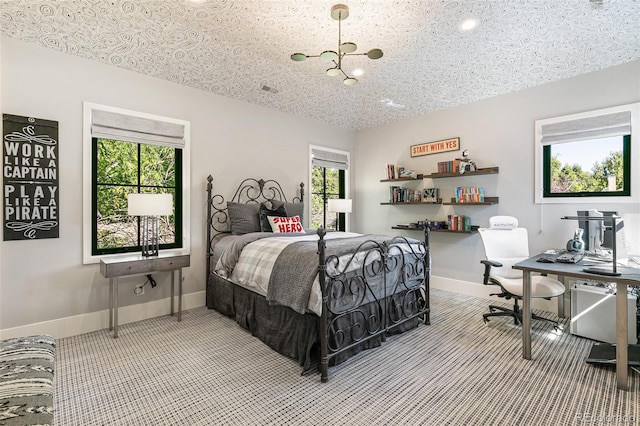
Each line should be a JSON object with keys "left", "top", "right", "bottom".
{"left": 1, "top": 0, "right": 639, "bottom": 129}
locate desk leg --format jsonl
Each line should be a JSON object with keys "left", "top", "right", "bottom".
{"left": 170, "top": 270, "right": 175, "bottom": 316}
{"left": 557, "top": 276, "right": 566, "bottom": 319}
{"left": 523, "top": 271, "right": 532, "bottom": 360}
{"left": 109, "top": 278, "right": 114, "bottom": 331}
{"left": 113, "top": 278, "right": 119, "bottom": 338}
{"left": 178, "top": 268, "right": 183, "bottom": 322}
{"left": 616, "top": 282, "right": 629, "bottom": 390}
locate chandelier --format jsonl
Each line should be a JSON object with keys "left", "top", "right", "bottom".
{"left": 290, "top": 4, "right": 383, "bottom": 86}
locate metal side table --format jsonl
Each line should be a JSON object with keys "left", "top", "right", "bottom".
{"left": 100, "top": 253, "right": 190, "bottom": 338}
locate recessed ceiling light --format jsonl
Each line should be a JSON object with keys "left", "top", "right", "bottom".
{"left": 459, "top": 19, "right": 478, "bottom": 31}
{"left": 352, "top": 69, "right": 364, "bottom": 77}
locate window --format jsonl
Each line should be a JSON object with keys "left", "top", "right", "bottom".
{"left": 309, "top": 146, "right": 349, "bottom": 231}
{"left": 92, "top": 138, "right": 182, "bottom": 255}
{"left": 543, "top": 135, "right": 630, "bottom": 198}
{"left": 535, "top": 103, "right": 639, "bottom": 204}
{"left": 83, "top": 103, "right": 190, "bottom": 263}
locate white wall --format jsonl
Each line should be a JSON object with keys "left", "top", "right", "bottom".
{"left": 355, "top": 60, "right": 640, "bottom": 310}
{"left": 2, "top": 34, "right": 637, "bottom": 336}
{"left": 0, "top": 36, "right": 355, "bottom": 337}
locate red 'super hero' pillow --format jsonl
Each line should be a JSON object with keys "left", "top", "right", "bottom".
{"left": 267, "top": 215, "right": 304, "bottom": 233}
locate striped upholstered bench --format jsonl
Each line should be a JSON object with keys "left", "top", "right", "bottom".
{"left": 0, "top": 335, "right": 55, "bottom": 426}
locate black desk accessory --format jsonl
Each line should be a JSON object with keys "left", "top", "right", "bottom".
{"left": 586, "top": 343, "right": 640, "bottom": 366}
{"left": 561, "top": 215, "right": 622, "bottom": 276}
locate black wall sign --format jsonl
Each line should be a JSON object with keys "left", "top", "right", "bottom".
{"left": 3, "top": 114, "right": 59, "bottom": 240}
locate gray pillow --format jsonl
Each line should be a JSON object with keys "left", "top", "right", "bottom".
{"left": 227, "top": 202, "right": 260, "bottom": 235}
{"left": 259, "top": 203, "right": 288, "bottom": 232}
{"left": 271, "top": 200, "right": 304, "bottom": 223}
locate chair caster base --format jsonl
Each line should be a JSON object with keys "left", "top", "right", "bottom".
{"left": 482, "top": 308, "right": 562, "bottom": 332}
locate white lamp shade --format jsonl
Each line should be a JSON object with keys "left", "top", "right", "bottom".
{"left": 128, "top": 193, "right": 173, "bottom": 216}
{"left": 328, "top": 198, "right": 352, "bottom": 213}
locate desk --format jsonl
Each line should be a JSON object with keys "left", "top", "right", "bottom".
{"left": 513, "top": 254, "right": 640, "bottom": 390}
{"left": 100, "top": 253, "right": 190, "bottom": 338}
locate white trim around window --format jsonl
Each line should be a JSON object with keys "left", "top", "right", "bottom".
{"left": 534, "top": 102, "right": 640, "bottom": 204}
{"left": 82, "top": 102, "right": 191, "bottom": 264}
{"left": 308, "top": 144, "right": 351, "bottom": 231}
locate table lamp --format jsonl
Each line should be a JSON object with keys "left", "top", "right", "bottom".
{"left": 328, "top": 198, "right": 352, "bottom": 231}
{"left": 128, "top": 193, "right": 173, "bottom": 256}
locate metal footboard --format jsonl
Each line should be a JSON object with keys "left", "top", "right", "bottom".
{"left": 317, "top": 227, "right": 430, "bottom": 382}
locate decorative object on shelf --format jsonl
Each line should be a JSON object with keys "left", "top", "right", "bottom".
{"left": 290, "top": 4, "right": 383, "bottom": 86}
{"left": 128, "top": 193, "right": 173, "bottom": 256}
{"left": 3, "top": 114, "right": 59, "bottom": 241}
{"left": 410, "top": 137, "right": 459, "bottom": 157}
{"left": 455, "top": 149, "right": 477, "bottom": 174}
{"left": 327, "top": 198, "right": 352, "bottom": 230}
{"left": 384, "top": 164, "right": 420, "bottom": 180}
{"left": 423, "top": 188, "right": 439, "bottom": 203}
{"left": 428, "top": 220, "right": 447, "bottom": 230}
{"left": 398, "top": 167, "right": 418, "bottom": 179}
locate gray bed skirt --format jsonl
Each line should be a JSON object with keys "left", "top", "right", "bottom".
{"left": 208, "top": 272, "right": 421, "bottom": 373}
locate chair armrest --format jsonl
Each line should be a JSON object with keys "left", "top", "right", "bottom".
{"left": 480, "top": 260, "right": 502, "bottom": 285}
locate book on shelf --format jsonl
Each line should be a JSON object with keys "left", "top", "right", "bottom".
{"left": 454, "top": 186, "right": 485, "bottom": 203}
{"left": 447, "top": 214, "right": 472, "bottom": 231}
{"left": 437, "top": 160, "right": 460, "bottom": 174}
{"left": 385, "top": 164, "right": 399, "bottom": 179}
{"left": 389, "top": 186, "right": 422, "bottom": 203}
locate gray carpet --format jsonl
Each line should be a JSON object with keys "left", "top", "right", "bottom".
{"left": 54, "top": 288, "right": 639, "bottom": 425}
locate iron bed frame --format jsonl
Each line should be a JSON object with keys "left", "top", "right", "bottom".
{"left": 205, "top": 175, "right": 430, "bottom": 382}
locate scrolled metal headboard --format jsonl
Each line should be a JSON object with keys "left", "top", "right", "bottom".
{"left": 205, "top": 175, "right": 304, "bottom": 286}
{"left": 206, "top": 175, "right": 304, "bottom": 235}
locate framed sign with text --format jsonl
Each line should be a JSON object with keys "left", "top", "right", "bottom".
{"left": 410, "top": 137, "right": 460, "bottom": 157}
{"left": 3, "top": 114, "right": 59, "bottom": 240}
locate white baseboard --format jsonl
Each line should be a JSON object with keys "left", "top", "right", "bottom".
{"left": 0, "top": 291, "right": 206, "bottom": 340}
{"left": 1, "top": 276, "right": 566, "bottom": 340}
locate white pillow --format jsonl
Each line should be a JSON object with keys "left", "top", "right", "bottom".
{"left": 267, "top": 215, "right": 304, "bottom": 233}
{"left": 489, "top": 216, "right": 518, "bottom": 230}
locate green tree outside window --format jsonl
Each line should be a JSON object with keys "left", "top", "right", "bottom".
{"left": 92, "top": 138, "right": 182, "bottom": 255}
{"left": 311, "top": 166, "right": 345, "bottom": 230}
{"left": 544, "top": 135, "right": 630, "bottom": 197}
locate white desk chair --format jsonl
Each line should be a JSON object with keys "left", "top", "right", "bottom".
{"left": 478, "top": 216, "right": 564, "bottom": 330}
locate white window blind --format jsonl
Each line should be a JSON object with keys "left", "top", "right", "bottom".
{"left": 311, "top": 148, "right": 349, "bottom": 170}
{"left": 91, "top": 109, "right": 185, "bottom": 148}
{"left": 540, "top": 111, "right": 631, "bottom": 145}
